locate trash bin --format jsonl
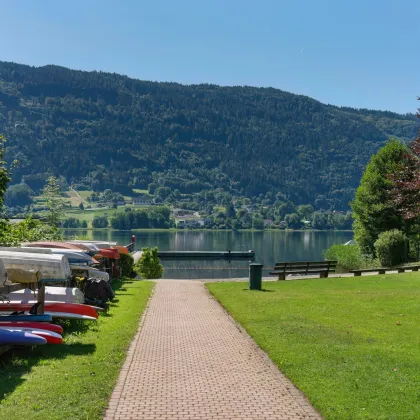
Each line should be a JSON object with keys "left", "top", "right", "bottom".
{"left": 249, "top": 263, "right": 263, "bottom": 290}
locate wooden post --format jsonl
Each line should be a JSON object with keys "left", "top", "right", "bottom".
{"left": 37, "top": 284, "right": 45, "bottom": 315}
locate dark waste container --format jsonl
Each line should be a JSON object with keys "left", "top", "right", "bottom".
{"left": 249, "top": 263, "right": 263, "bottom": 290}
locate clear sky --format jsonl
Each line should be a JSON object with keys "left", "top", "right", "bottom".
{"left": 0, "top": 0, "right": 418, "bottom": 114}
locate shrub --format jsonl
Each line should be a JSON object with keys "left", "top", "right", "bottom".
{"left": 323, "top": 244, "right": 362, "bottom": 271}
{"left": 92, "top": 216, "right": 108, "bottom": 228}
{"left": 134, "top": 247, "right": 163, "bottom": 279}
{"left": 119, "top": 253, "right": 134, "bottom": 277}
{"left": 374, "top": 229, "right": 408, "bottom": 267}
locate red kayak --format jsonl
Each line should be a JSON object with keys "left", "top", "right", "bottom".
{"left": 0, "top": 322, "right": 63, "bottom": 334}
{"left": 0, "top": 327, "right": 63, "bottom": 345}
{"left": 0, "top": 302, "right": 98, "bottom": 319}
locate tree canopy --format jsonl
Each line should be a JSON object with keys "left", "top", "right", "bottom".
{"left": 351, "top": 139, "right": 408, "bottom": 254}
{"left": 0, "top": 61, "right": 417, "bottom": 210}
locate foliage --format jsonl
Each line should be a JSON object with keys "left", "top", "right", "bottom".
{"left": 285, "top": 213, "right": 302, "bottom": 229}
{"left": 207, "top": 274, "right": 420, "bottom": 419}
{"left": 351, "top": 139, "right": 408, "bottom": 255}
{"left": 0, "top": 215, "right": 61, "bottom": 246}
{"left": 79, "top": 202, "right": 84, "bottom": 210}
{"left": 42, "top": 176, "right": 65, "bottom": 227}
{"left": 111, "top": 206, "right": 172, "bottom": 229}
{"left": 390, "top": 98, "right": 420, "bottom": 220}
{"left": 119, "top": 253, "right": 134, "bottom": 277}
{"left": 0, "top": 279, "right": 153, "bottom": 419}
{"left": 133, "top": 247, "right": 164, "bottom": 279}
{"left": 252, "top": 218, "right": 264, "bottom": 230}
{"left": 374, "top": 229, "right": 408, "bottom": 267}
{"left": 322, "top": 244, "right": 371, "bottom": 271}
{"left": 5, "top": 183, "right": 33, "bottom": 207}
{"left": 91, "top": 215, "right": 109, "bottom": 228}
{"left": 0, "top": 135, "right": 11, "bottom": 208}
{"left": 0, "top": 62, "right": 417, "bottom": 210}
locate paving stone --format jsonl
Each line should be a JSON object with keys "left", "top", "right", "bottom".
{"left": 104, "top": 280, "right": 321, "bottom": 419}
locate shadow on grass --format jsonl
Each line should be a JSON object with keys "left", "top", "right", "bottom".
{"left": 0, "top": 342, "right": 96, "bottom": 401}
{"left": 241, "top": 288, "right": 275, "bottom": 292}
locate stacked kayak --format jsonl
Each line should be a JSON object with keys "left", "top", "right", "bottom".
{"left": 0, "top": 301, "right": 98, "bottom": 320}
{"left": 0, "top": 329, "right": 47, "bottom": 346}
{"left": 0, "top": 327, "right": 62, "bottom": 344}
{"left": 8, "top": 287, "right": 85, "bottom": 304}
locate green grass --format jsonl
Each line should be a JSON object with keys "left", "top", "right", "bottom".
{"left": 207, "top": 274, "right": 420, "bottom": 420}
{"left": 64, "top": 207, "right": 127, "bottom": 224}
{"left": 0, "top": 279, "right": 154, "bottom": 420}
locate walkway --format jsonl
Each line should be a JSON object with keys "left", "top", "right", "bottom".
{"left": 104, "top": 280, "right": 321, "bottom": 420}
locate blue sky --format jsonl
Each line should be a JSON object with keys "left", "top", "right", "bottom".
{"left": 0, "top": 0, "right": 418, "bottom": 113}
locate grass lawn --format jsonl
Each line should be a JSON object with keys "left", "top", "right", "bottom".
{"left": 0, "top": 279, "right": 154, "bottom": 420}
{"left": 64, "top": 207, "right": 126, "bottom": 224}
{"left": 207, "top": 273, "right": 420, "bottom": 420}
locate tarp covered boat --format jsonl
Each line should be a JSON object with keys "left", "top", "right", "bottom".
{"left": 0, "top": 251, "right": 71, "bottom": 282}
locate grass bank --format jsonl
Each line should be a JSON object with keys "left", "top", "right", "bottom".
{"left": 207, "top": 274, "right": 420, "bottom": 420}
{"left": 0, "top": 279, "right": 154, "bottom": 420}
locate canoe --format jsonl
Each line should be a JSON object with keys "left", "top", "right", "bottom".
{"left": 0, "top": 302, "right": 98, "bottom": 318}
{"left": 0, "top": 329, "right": 47, "bottom": 345}
{"left": 0, "top": 251, "right": 71, "bottom": 282}
{"left": 8, "top": 287, "right": 85, "bottom": 304}
{"left": 0, "top": 314, "right": 52, "bottom": 322}
{"left": 0, "top": 327, "right": 63, "bottom": 345}
{"left": 0, "top": 322, "right": 63, "bottom": 334}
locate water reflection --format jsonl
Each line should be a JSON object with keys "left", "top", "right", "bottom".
{"left": 61, "top": 230, "right": 353, "bottom": 279}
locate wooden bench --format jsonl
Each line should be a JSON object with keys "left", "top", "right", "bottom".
{"left": 350, "top": 265, "right": 420, "bottom": 276}
{"left": 269, "top": 260, "right": 338, "bottom": 280}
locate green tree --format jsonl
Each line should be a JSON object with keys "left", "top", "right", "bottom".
{"left": 79, "top": 202, "right": 85, "bottom": 210}
{"left": 285, "top": 213, "right": 302, "bottom": 229}
{"left": 351, "top": 139, "right": 407, "bottom": 254}
{"left": 297, "top": 204, "right": 314, "bottom": 220}
{"left": 0, "top": 135, "right": 11, "bottom": 209}
{"left": 92, "top": 216, "right": 109, "bottom": 228}
{"left": 226, "top": 202, "right": 236, "bottom": 218}
{"left": 134, "top": 247, "right": 163, "bottom": 279}
{"left": 252, "top": 218, "right": 264, "bottom": 230}
{"left": 42, "top": 176, "right": 65, "bottom": 227}
{"left": 5, "top": 183, "right": 33, "bottom": 207}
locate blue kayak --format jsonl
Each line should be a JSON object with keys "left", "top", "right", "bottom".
{"left": 0, "top": 329, "right": 47, "bottom": 345}
{"left": 0, "top": 314, "right": 52, "bottom": 322}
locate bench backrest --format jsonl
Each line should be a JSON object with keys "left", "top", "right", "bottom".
{"left": 274, "top": 260, "right": 337, "bottom": 272}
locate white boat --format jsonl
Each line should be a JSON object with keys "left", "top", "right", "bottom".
{"left": 7, "top": 286, "right": 85, "bottom": 304}
{"left": 69, "top": 240, "right": 117, "bottom": 249}
{"left": 0, "top": 251, "right": 71, "bottom": 282}
{"left": 1, "top": 247, "right": 94, "bottom": 265}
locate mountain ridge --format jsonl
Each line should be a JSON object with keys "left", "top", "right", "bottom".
{"left": 0, "top": 60, "right": 417, "bottom": 209}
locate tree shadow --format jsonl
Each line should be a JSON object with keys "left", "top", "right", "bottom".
{"left": 0, "top": 342, "right": 96, "bottom": 400}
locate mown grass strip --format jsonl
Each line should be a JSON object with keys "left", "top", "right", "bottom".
{"left": 0, "top": 279, "right": 154, "bottom": 420}
{"left": 207, "top": 274, "right": 420, "bottom": 420}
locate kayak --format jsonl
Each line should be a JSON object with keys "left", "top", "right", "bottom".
{"left": 0, "top": 329, "right": 47, "bottom": 346}
{"left": 0, "top": 322, "right": 63, "bottom": 334}
{"left": 0, "top": 314, "right": 52, "bottom": 322}
{"left": 0, "top": 327, "right": 63, "bottom": 345}
{"left": 0, "top": 302, "right": 98, "bottom": 319}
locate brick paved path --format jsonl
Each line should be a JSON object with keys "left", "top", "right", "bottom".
{"left": 104, "top": 280, "right": 321, "bottom": 420}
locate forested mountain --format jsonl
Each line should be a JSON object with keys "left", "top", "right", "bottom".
{"left": 0, "top": 61, "right": 417, "bottom": 210}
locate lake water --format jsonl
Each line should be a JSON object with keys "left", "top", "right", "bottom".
{"left": 62, "top": 230, "right": 353, "bottom": 279}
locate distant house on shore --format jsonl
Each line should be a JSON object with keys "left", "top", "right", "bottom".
{"left": 132, "top": 196, "right": 152, "bottom": 206}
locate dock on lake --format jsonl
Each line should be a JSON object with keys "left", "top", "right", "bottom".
{"left": 132, "top": 250, "right": 255, "bottom": 263}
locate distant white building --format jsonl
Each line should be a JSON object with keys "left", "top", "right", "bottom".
{"left": 132, "top": 196, "right": 152, "bottom": 206}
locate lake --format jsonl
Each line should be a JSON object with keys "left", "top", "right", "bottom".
{"left": 62, "top": 229, "right": 353, "bottom": 279}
